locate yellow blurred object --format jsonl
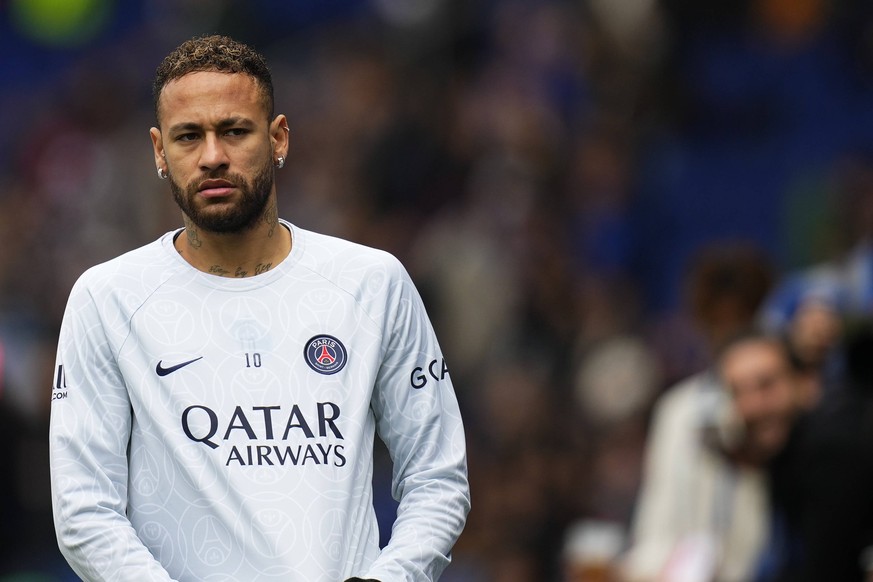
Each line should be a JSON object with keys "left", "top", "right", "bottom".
{"left": 10, "top": 0, "right": 111, "bottom": 47}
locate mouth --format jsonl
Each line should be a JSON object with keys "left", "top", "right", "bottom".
{"left": 197, "top": 179, "right": 236, "bottom": 198}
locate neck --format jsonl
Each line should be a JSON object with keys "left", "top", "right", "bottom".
{"left": 175, "top": 202, "right": 291, "bottom": 277}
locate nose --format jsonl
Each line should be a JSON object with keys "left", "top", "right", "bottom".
{"left": 733, "top": 383, "right": 767, "bottom": 423}
{"left": 199, "top": 132, "right": 229, "bottom": 171}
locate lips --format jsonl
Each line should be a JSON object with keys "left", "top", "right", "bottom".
{"left": 197, "top": 179, "right": 236, "bottom": 198}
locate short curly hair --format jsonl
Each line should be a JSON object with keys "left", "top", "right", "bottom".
{"left": 152, "top": 34, "right": 274, "bottom": 125}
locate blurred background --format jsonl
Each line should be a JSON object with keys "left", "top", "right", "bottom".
{"left": 4, "top": 0, "right": 873, "bottom": 580}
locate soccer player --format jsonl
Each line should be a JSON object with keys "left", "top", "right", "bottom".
{"left": 48, "top": 35, "right": 470, "bottom": 582}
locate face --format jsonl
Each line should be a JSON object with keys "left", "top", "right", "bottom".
{"left": 788, "top": 298, "right": 842, "bottom": 368}
{"left": 719, "top": 338, "right": 797, "bottom": 460}
{"left": 150, "top": 71, "right": 288, "bottom": 234}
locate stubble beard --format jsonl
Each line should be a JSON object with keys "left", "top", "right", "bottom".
{"left": 169, "top": 158, "right": 274, "bottom": 234}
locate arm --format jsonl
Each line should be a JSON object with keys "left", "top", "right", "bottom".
{"left": 49, "top": 277, "right": 176, "bottom": 581}
{"left": 359, "top": 263, "right": 471, "bottom": 582}
{"left": 622, "top": 383, "right": 701, "bottom": 581}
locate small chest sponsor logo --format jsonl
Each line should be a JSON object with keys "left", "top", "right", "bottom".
{"left": 156, "top": 356, "right": 203, "bottom": 377}
{"left": 304, "top": 335, "right": 347, "bottom": 375}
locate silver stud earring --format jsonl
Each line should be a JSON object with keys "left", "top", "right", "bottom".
{"left": 275, "top": 156, "right": 285, "bottom": 169}
{"left": 157, "top": 167, "right": 168, "bottom": 180}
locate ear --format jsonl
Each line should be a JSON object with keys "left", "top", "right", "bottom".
{"left": 150, "top": 127, "right": 166, "bottom": 174}
{"left": 269, "top": 114, "right": 290, "bottom": 162}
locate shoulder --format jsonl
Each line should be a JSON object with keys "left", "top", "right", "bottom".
{"left": 293, "top": 226, "right": 409, "bottom": 289}
{"left": 70, "top": 233, "right": 182, "bottom": 301}
{"left": 657, "top": 372, "right": 713, "bottom": 405}
{"left": 296, "top": 227, "right": 402, "bottom": 268}
{"left": 291, "top": 226, "right": 422, "bottom": 330}
{"left": 651, "top": 372, "right": 722, "bottom": 427}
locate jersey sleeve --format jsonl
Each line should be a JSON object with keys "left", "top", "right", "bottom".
{"left": 360, "top": 260, "right": 471, "bottom": 582}
{"left": 49, "top": 275, "right": 177, "bottom": 582}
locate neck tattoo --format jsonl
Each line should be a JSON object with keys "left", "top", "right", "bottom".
{"left": 205, "top": 263, "right": 273, "bottom": 278}
{"left": 184, "top": 219, "right": 203, "bottom": 249}
{"left": 264, "top": 201, "right": 278, "bottom": 238}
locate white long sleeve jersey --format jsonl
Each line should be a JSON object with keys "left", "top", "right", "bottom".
{"left": 49, "top": 222, "right": 470, "bottom": 582}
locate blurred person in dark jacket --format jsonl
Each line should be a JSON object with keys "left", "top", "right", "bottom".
{"left": 761, "top": 320, "right": 873, "bottom": 582}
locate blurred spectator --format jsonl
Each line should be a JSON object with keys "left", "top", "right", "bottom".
{"left": 761, "top": 320, "right": 873, "bottom": 582}
{"left": 650, "top": 243, "right": 776, "bottom": 388}
{"left": 622, "top": 245, "right": 780, "bottom": 582}
{"left": 623, "top": 328, "right": 805, "bottom": 582}
{"left": 754, "top": 150, "right": 873, "bottom": 582}
{"left": 760, "top": 152, "right": 873, "bottom": 407}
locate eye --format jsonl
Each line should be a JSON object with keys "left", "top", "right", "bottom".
{"left": 176, "top": 133, "right": 199, "bottom": 142}
{"left": 224, "top": 127, "right": 248, "bottom": 137}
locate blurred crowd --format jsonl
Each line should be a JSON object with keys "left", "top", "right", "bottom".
{"left": 5, "top": 0, "right": 873, "bottom": 580}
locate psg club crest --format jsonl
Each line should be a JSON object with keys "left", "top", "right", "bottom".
{"left": 304, "top": 334, "right": 348, "bottom": 375}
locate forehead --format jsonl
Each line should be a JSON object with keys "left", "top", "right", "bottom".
{"left": 721, "top": 339, "right": 785, "bottom": 378}
{"left": 157, "top": 71, "right": 266, "bottom": 127}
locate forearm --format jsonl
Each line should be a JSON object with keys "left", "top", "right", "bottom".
{"left": 56, "top": 516, "right": 176, "bottom": 581}
{"left": 359, "top": 460, "right": 470, "bottom": 581}
{"left": 51, "top": 430, "right": 176, "bottom": 581}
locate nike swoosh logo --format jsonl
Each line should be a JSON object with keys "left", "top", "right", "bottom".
{"left": 155, "top": 356, "right": 203, "bottom": 377}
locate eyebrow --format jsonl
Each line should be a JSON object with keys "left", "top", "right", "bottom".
{"left": 167, "top": 117, "right": 255, "bottom": 134}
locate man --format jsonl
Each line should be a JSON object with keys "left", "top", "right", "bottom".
{"left": 49, "top": 35, "right": 470, "bottom": 582}
{"left": 623, "top": 329, "right": 802, "bottom": 582}
{"left": 763, "top": 321, "right": 873, "bottom": 582}
{"left": 716, "top": 331, "right": 802, "bottom": 467}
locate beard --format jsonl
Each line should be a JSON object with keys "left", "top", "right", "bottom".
{"left": 169, "top": 158, "right": 274, "bottom": 234}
